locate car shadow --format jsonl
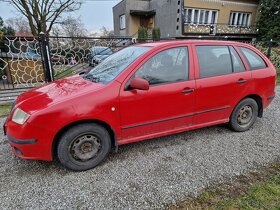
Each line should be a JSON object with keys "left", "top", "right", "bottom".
{"left": 11, "top": 123, "right": 232, "bottom": 175}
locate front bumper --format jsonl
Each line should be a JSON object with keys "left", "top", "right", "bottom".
{"left": 4, "top": 118, "right": 54, "bottom": 161}
{"left": 6, "top": 134, "right": 37, "bottom": 158}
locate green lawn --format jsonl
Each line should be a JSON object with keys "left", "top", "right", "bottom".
{"left": 0, "top": 103, "right": 12, "bottom": 117}
{"left": 169, "top": 163, "right": 280, "bottom": 210}
{"left": 214, "top": 173, "right": 280, "bottom": 209}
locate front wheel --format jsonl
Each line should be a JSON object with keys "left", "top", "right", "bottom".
{"left": 57, "top": 123, "right": 111, "bottom": 171}
{"left": 229, "top": 98, "right": 258, "bottom": 132}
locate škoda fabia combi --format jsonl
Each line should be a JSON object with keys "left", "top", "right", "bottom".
{"left": 4, "top": 40, "right": 276, "bottom": 171}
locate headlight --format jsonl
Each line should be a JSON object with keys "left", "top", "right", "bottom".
{"left": 12, "top": 108, "right": 30, "bottom": 125}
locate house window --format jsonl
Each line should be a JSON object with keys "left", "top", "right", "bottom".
{"left": 229, "top": 12, "right": 251, "bottom": 27}
{"left": 185, "top": 8, "right": 218, "bottom": 25}
{"left": 120, "top": 14, "right": 126, "bottom": 30}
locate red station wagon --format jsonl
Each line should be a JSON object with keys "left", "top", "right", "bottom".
{"left": 4, "top": 40, "right": 277, "bottom": 171}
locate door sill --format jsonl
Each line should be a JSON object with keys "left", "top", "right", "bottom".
{"left": 118, "top": 118, "right": 229, "bottom": 145}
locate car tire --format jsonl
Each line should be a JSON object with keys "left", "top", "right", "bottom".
{"left": 229, "top": 98, "right": 258, "bottom": 132}
{"left": 57, "top": 123, "right": 111, "bottom": 171}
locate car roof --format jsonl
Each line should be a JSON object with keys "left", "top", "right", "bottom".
{"left": 137, "top": 40, "right": 243, "bottom": 47}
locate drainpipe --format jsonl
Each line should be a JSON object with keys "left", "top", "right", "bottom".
{"left": 181, "top": 0, "right": 184, "bottom": 36}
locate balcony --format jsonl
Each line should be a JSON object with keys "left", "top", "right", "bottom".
{"left": 184, "top": 23, "right": 257, "bottom": 36}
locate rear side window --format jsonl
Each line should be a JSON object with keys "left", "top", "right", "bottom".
{"left": 238, "top": 47, "right": 267, "bottom": 70}
{"left": 229, "top": 46, "right": 245, "bottom": 73}
{"left": 196, "top": 46, "right": 232, "bottom": 78}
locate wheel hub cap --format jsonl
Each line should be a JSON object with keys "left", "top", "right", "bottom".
{"left": 70, "top": 134, "right": 101, "bottom": 161}
{"left": 237, "top": 105, "right": 253, "bottom": 126}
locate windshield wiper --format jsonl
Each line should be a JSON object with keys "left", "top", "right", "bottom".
{"left": 82, "top": 73, "right": 100, "bottom": 83}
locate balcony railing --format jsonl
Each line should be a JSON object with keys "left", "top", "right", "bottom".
{"left": 184, "top": 23, "right": 257, "bottom": 35}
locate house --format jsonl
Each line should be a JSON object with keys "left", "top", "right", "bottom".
{"left": 113, "top": 0, "right": 260, "bottom": 40}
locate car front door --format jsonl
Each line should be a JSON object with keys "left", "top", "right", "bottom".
{"left": 193, "top": 44, "right": 252, "bottom": 125}
{"left": 119, "top": 46, "right": 195, "bottom": 143}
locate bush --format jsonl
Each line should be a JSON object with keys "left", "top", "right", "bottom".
{"left": 138, "top": 27, "right": 148, "bottom": 42}
{"left": 256, "top": 44, "right": 280, "bottom": 68}
{"left": 255, "top": 44, "right": 280, "bottom": 83}
{"left": 152, "top": 27, "right": 161, "bottom": 41}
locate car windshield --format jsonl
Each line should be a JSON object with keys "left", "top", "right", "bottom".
{"left": 84, "top": 46, "right": 151, "bottom": 84}
{"left": 94, "top": 47, "right": 113, "bottom": 55}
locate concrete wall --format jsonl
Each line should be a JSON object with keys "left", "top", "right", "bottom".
{"left": 113, "top": 0, "right": 127, "bottom": 36}
{"left": 150, "top": 0, "right": 182, "bottom": 37}
{"left": 126, "top": 0, "right": 150, "bottom": 11}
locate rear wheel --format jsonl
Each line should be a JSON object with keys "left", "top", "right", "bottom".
{"left": 57, "top": 123, "right": 111, "bottom": 171}
{"left": 229, "top": 98, "right": 258, "bottom": 132}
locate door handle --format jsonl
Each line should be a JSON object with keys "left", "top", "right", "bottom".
{"left": 237, "top": 79, "right": 247, "bottom": 84}
{"left": 182, "top": 89, "right": 194, "bottom": 94}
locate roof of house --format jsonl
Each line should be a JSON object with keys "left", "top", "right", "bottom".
{"left": 15, "top": 32, "right": 33, "bottom": 37}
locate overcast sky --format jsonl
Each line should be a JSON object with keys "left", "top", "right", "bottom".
{"left": 0, "top": 0, "right": 121, "bottom": 33}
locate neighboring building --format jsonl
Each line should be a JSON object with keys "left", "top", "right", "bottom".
{"left": 113, "top": 0, "right": 260, "bottom": 40}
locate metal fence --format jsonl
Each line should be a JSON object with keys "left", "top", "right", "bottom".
{"left": 0, "top": 35, "right": 279, "bottom": 94}
{"left": 0, "top": 34, "right": 134, "bottom": 91}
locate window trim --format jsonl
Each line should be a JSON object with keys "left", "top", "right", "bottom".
{"left": 125, "top": 46, "right": 191, "bottom": 90}
{"left": 119, "top": 14, "right": 126, "bottom": 30}
{"left": 229, "top": 11, "right": 252, "bottom": 27}
{"left": 184, "top": 8, "right": 219, "bottom": 25}
{"left": 238, "top": 46, "right": 268, "bottom": 71}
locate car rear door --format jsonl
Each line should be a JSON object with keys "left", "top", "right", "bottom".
{"left": 119, "top": 46, "right": 195, "bottom": 142}
{"left": 192, "top": 44, "right": 252, "bottom": 125}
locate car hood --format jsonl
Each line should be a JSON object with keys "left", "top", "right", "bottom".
{"left": 16, "top": 75, "right": 105, "bottom": 113}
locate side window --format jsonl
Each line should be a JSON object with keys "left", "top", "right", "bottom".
{"left": 134, "top": 47, "right": 189, "bottom": 85}
{"left": 196, "top": 46, "right": 232, "bottom": 78}
{"left": 229, "top": 46, "right": 245, "bottom": 72}
{"left": 238, "top": 47, "right": 267, "bottom": 70}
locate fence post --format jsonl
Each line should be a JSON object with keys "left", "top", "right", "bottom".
{"left": 39, "top": 32, "right": 54, "bottom": 82}
{"left": 267, "top": 39, "right": 273, "bottom": 59}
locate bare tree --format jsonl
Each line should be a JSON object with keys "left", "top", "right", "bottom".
{"left": 6, "top": 17, "right": 30, "bottom": 33}
{"left": 51, "top": 25, "right": 62, "bottom": 37}
{"left": 1, "top": 0, "right": 82, "bottom": 36}
{"left": 100, "top": 26, "right": 114, "bottom": 37}
{"left": 59, "top": 16, "right": 88, "bottom": 37}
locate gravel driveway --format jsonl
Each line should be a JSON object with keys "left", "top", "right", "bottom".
{"left": 0, "top": 87, "right": 279, "bottom": 209}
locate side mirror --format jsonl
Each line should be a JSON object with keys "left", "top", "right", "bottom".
{"left": 130, "top": 77, "right": 149, "bottom": 90}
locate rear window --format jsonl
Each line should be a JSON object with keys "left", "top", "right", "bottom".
{"left": 196, "top": 46, "right": 232, "bottom": 78}
{"left": 238, "top": 47, "right": 267, "bottom": 70}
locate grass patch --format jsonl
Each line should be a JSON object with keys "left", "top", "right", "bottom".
{"left": 168, "top": 163, "right": 280, "bottom": 210}
{"left": 0, "top": 103, "right": 12, "bottom": 117}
